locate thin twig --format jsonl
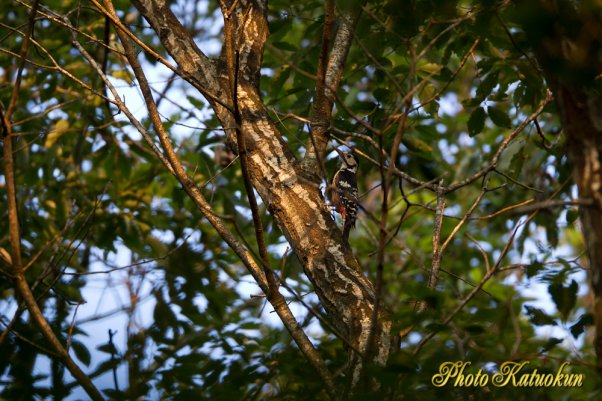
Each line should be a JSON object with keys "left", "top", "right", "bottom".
{"left": 440, "top": 187, "right": 487, "bottom": 254}
{"left": 66, "top": 302, "right": 82, "bottom": 351}
{"left": 510, "top": 199, "right": 593, "bottom": 215}
{"left": 99, "top": 2, "right": 337, "bottom": 394}
{"left": 305, "top": 0, "right": 335, "bottom": 180}
{"left": 493, "top": 168, "right": 544, "bottom": 193}
{"left": 409, "top": 37, "right": 480, "bottom": 115}
{"left": 413, "top": 179, "right": 568, "bottom": 355}
{"left": 465, "top": 233, "right": 491, "bottom": 273}
{"left": 332, "top": 135, "right": 436, "bottom": 189}
{"left": 108, "top": 329, "right": 121, "bottom": 393}
{"left": 474, "top": 198, "right": 534, "bottom": 220}
{"left": 426, "top": 182, "right": 446, "bottom": 294}
{"left": 445, "top": 90, "right": 553, "bottom": 194}
{"left": 0, "top": 316, "right": 61, "bottom": 358}
{"left": 413, "top": 213, "right": 532, "bottom": 355}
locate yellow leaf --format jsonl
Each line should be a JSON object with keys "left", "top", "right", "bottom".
{"left": 45, "top": 119, "right": 70, "bottom": 148}
{"left": 110, "top": 69, "right": 134, "bottom": 84}
{"left": 418, "top": 62, "right": 442, "bottom": 75}
{"left": 44, "top": 199, "right": 57, "bottom": 210}
{"left": 87, "top": 93, "right": 103, "bottom": 107}
{"left": 419, "top": 83, "right": 436, "bottom": 105}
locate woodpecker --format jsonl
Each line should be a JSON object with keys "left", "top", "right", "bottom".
{"left": 331, "top": 148, "right": 359, "bottom": 243}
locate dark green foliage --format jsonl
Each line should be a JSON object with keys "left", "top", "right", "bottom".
{"left": 0, "top": 0, "right": 598, "bottom": 400}
{"left": 468, "top": 107, "right": 486, "bottom": 136}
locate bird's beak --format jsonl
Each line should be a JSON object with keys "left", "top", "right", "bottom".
{"left": 334, "top": 148, "right": 345, "bottom": 158}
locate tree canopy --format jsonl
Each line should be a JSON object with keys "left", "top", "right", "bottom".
{"left": 1, "top": 0, "right": 601, "bottom": 400}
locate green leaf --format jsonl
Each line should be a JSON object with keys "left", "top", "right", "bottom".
{"left": 97, "top": 342, "right": 118, "bottom": 355}
{"left": 525, "top": 261, "right": 543, "bottom": 278}
{"left": 419, "top": 84, "right": 439, "bottom": 116}
{"left": 186, "top": 95, "right": 206, "bottom": 109}
{"left": 463, "top": 324, "right": 485, "bottom": 335}
{"left": 524, "top": 305, "right": 556, "bottom": 326}
{"left": 415, "top": 124, "right": 438, "bottom": 138}
{"left": 544, "top": 216, "right": 559, "bottom": 247}
{"left": 71, "top": 341, "right": 91, "bottom": 366}
{"left": 548, "top": 280, "right": 578, "bottom": 321}
{"left": 93, "top": 358, "right": 119, "bottom": 376}
{"left": 467, "top": 107, "right": 486, "bottom": 136}
{"left": 462, "top": 97, "right": 482, "bottom": 107}
{"left": 387, "top": 350, "right": 418, "bottom": 373}
{"left": 476, "top": 70, "right": 499, "bottom": 101}
{"left": 425, "top": 323, "right": 449, "bottom": 333}
{"left": 566, "top": 208, "right": 579, "bottom": 224}
{"left": 402, "top": 136, "right": 433, "bottom": 153}
{"left": 488, "top": 106, "right": 512, "bottom": 128}
{"left": 507, "top": 143, "right": 526, "bottom": 179}
{"left": 541, "top": 337, "right": 564, "bottom": 352}
{"left": 570, "top": 313, "right": 594, "bottom": 338}
{"left": 373, "top": 87, "right": 391, "bottom": 103}
{"left": 272, "top": 41, "right": 297, "bottom": 51}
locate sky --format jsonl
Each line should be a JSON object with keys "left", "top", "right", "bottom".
{"left": 0, "top": 1, "right": 590, "bottom": 398}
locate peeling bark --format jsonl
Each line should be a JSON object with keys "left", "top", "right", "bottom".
{"left": 132, "top": 0, "right": 392, "bottom": 386}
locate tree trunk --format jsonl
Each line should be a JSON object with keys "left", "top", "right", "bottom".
{"left": 131, "top": 0, "right": 392, "bottom": 385}
{"left": 518, "top": 0, "right": 602, "bottom": 373}
{"left": 553, "top": 83, "right": 602, "bottom": 370}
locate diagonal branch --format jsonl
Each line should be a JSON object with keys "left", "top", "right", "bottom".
{"left": 413, "top": 179, "right": 569, "bottom": 355}
{"left": 92, "top": 3, "right": 338, "bottom": 396}
{"left": 1, "top": 2, "right": 104, "bottom": 399}
{"left": 94, "top": 0, "right": 230, "bottom": 111}
{"left": 302, "top": 7, "right": 362, "bottom": 176}
{"left": 220, "top": 2, "right": 273, "bottom": 282}
{"left": 445, "top": 90, "right": 553, "bottom": 193}
{"left": 305, "top": 0, "right": 335, "bottom": 181}
{"left": 223, "top": 6, "right": 277, "bottom": 291}
{"left": 121, "top": 0, "right": 392, "bottom": 392}
{"left": 413, "top": 210, "right": 537, "bottom": 356}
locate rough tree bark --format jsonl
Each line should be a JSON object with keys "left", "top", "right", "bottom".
{"left": 556, "top": 84, "right": 602, "bottom": 371}
{"left": 130, "top": 0, "right": 392, "bottom": 386}
{"left": 515, "top": 0, "right": 602, "bottom": 373}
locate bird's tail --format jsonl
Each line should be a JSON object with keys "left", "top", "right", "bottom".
{"left": 342, "top": 218, "right": 354, "bottom": 244}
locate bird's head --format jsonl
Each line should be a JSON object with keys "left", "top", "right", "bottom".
{"left": 335, "top": 148, "right": 359, "bottom": 173}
